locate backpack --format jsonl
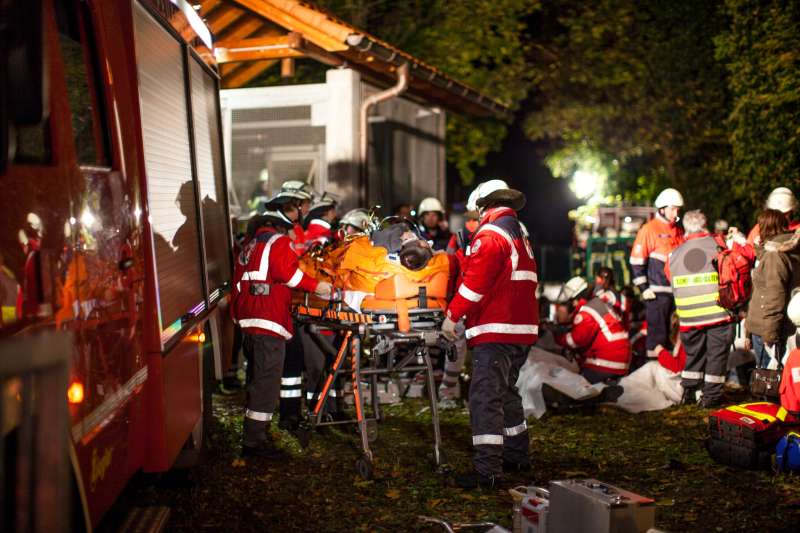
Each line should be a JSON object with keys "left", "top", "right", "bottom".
{"left": 714, "top": 237, "right": 753, "bottom": 310}
{"left": 776, "top": 432, "right": 800, "bottom": 473}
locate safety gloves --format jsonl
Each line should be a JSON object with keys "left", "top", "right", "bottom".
{"left": 441, "top": 316, "right": 457, "bottom": 341}
{"left": 315, "top": 281, "right": 333, "bottom": 299}
{"left": 641, "top": 288, "right": 656, "bottom": 301}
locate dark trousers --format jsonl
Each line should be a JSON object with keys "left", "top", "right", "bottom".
{"left": 469, "top": 343, "right": 530, "bottom": 477}
{"left": 279, "top": 330, "right": 305, "bottom": 423}
{"left": 645, "top": 294, "right": 674, "bottom": 357}
{"left": 298, "top": 326, "right": 328, "bottom": 410}
{"left": 243, "top": 333, "right": 285, "bottom": 446}
{"left": 680, "top": 322, "right": 734, "bottom": 401}
{"left": 581, "top": 366, "right": 620, "bottom": 384}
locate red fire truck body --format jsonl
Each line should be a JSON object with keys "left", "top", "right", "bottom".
{"left": 1, "top": 0, "right": 230, "bottom": 526}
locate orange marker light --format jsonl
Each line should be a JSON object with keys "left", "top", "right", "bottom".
{"left": 67, "top": 381, "right": 85, "bottom": 404}
{"left": 197, "top": 332, "right": 206, "bottom": 343}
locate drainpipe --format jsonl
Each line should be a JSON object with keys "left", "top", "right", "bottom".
{"left": 359, "top": 62, "right": 409, "bottom": 207}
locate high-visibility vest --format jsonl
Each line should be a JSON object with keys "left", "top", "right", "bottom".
{"left": 669, "top": 234, "right": 731, "bottom": 329}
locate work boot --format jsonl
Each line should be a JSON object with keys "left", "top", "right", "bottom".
{"left": 290, "top": 419, "right": 312, "bottom": 448}
{"left": 453, "top": 470, "right": 499, "bottom": 489}
{"left": 278, "top": 415, "right": 299, "bottom": 432}
{"left": 241, "top": 442, "right": 286, "bottom": 459}
{"left": 597, "top": 384, "right": 624, "bottom": 403}
{"left": 680, "top": 386, "right": 699, "bottom": 405}
{"left": 502, "top": 460, "right": 532, "bottom": 474}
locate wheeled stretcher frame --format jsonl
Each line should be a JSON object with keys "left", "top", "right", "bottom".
{"left": 294, "top": 303, "right": 448, "bottom": 480}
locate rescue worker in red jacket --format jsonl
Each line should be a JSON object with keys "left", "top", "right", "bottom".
{"left": 555, "top": 276, "right": 632, "bottom": 383}
{"left": 781, "top": 291, "right": 800, "bottom": 416}
{"left": 279, "top": 193, "right": 338, "bottom": 432}
{"left": 302, "top": 194, "right": 337, "bottom": 250}
{"left": 441, "top": 179, "right": 539, "bottom": 488}
{"left": 630, "top": 188, "right": 685, "bottom": 359}
{"left": 747, "top": 187, "right": 800, "bottom": 247}
{"left": 232, "top": 197, "right": 331, "bottom": 457}
{"left": 666, "top": 210, "right": 733, "bottom": 407}
{"left": 279, "top": 180, "right": 314, "bottom": 255}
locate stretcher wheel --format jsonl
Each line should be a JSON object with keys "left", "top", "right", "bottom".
{"left": 432, "top": 448, "right": 449, "bottom": 472}
{"left": 366, "top": 419, "right": 378, "bottom": 443}
{"left": 356, "top": 456, "right": 374, "bottom": 480}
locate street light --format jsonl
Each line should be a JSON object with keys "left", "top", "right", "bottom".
{"left": 571, "top": 169, "right": 600, "bottom": 199}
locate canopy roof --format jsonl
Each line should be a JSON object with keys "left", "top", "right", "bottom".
{"left": 197, "top": 0, "right": 510, "bottom": 118}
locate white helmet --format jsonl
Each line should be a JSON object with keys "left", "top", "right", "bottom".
{"left": 418, "top": 197, "right": 444, "bottom": 214}
{"left": 340, "top": 208, "right": 370, "bottom": 230}
{"left": 788, "top": 290, "right": 800, "bottom": 326}
{"left": 281, "top": 180, "right": 313, "bottom": 201}
{"left": 466, "top": 188, "right": 481, "bottom": 212}
{"left": 472, "top": 179, "right": 525, "bottom": 211}
{"left": 654, "top": 188, "right": 684, "bottom": 209}
{"left": 766, "top": 187, "right": 797, "bottom": 214}
{"left": 560, "top": 276, "right": 589, "bottom": 302}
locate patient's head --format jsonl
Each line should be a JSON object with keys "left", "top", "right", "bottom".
{"left": 399, "top": 239, "right": 433, "bottom": 271}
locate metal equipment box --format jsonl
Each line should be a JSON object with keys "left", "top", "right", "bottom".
{"left": 547, "top": 479, "right": 655, "bottom": 533}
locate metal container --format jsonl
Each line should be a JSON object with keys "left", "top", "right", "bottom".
{"left": 547, "top": 479, "right": 655, "bottom": 533}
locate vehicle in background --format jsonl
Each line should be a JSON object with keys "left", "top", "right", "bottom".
{"left": 0, "top": 0, "right": 231, "bottom": 528}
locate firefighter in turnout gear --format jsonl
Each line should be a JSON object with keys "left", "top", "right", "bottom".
{"left": 666, "top": 210, "right": 734, "bottom": 407}
{"left": 630, "top": 188, "right": 685, "bottom": 359}
{"left": 232, "top": 195, "right": 332, "bottom": 457}
{"left": 279, "top": 193, "right": 338, "bottom": 435}
{"left": 554, "top": 277, "right": 632, "bottom": 384}
{"left": 442, "top": 179, "right": 539, "bottom": 489}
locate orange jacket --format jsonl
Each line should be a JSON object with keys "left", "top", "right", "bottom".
{"left": 630, "top": 215, "right": 684, "bottom": 293}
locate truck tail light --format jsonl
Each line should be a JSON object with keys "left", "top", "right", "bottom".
{"left": 67, "top": 380, "right": 85, "bottom": 404}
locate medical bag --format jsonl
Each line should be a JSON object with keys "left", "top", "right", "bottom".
{"left": 707, "top": 402, "right": 793, "bottom": 469}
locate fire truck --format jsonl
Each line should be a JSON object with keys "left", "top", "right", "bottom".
{"left": 1, "top": 0, "right": 231, "bottom": 528}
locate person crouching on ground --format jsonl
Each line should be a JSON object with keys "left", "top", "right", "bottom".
{"left": 553, "top": 276, "right": 632, "bottom": 384}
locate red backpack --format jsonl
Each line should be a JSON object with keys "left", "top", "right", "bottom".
{"left": 714, "top": 236, "right": 753, "bottom": 310}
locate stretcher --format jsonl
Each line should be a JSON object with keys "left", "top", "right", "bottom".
{"left": 292, "top": 235, "right": 451, "bottom": 479}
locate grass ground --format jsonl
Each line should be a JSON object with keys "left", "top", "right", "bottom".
{"left": 119, "top": 392, "right": 800, "bottom": 532}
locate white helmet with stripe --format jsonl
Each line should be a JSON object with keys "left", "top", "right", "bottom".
{"left": 766, "top": 187, "right": 797, "bottom": 214}
{"left": 654, "top": 188, "right": 684, "bottom": 208}
{"left": 418, "top": 197, "right": 444, "bottom": 214}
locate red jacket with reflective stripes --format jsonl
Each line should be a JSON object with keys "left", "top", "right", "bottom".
{"left": 630, "top": 214, "right": 684, "bottom": 294}
{"left": 303, "top": 219, "right": 333, "bottom": 249}
{"left": 556, "top": 297, "right": 631, "bottom": 375}
{"left": 446, "top": 207, "right": 539, "bottom": 347}
{"left": 781, "top": 348, "right": 800, "bottom": 414}
{"left": 232, "top": 227, "right": 318, "bottom": 339}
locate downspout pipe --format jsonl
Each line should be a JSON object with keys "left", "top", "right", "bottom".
{"left": 359, "top": 62, "right": 409, "bottom": 207}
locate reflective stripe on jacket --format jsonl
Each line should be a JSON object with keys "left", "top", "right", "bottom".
{"left": 232, "top": 227, "right": 318, "bottom": 339}
{"left": 556, "top": 297, "right": 631, "bottom": 375}
{"left": 447, "top": 207, "right": 539, "bottom": 347}
{"left": 630, "top": 215, "right": 684, "bottom": 293}
{"left": 668, "top": 233, "right": 731, "bottom": 330}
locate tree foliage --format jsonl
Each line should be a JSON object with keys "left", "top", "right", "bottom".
{"left": 524, "top": 0, "right": 733, "bottom": 220}
{"left": 715, "top": 0, "right": 800, "bottom": 216}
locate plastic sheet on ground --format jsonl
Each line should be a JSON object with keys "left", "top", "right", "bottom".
{"left": 516, "top": 346, "right": 601, "bottom": 419}
{"left": 516, "top": 343, "right": 684, "bottom": 417}
{"left": 615, "top": 361, "right": 683, "bottom": 413}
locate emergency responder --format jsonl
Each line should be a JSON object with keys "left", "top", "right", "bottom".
{"left": 279, "top": 181, "right": 314, "bottom": 252}
{"left": 442, "top": 179, "right": 539, "bottom": 488}
{"left": 630, "top": 188, "right": 685, "bottom": 359}
{"left": 302, "top": 194, "right": 338, "bottom": 250}
{"left": 554, "top": 276, "right": 632, "bottom": 383}
{"left": 417, "top": 197, "right": 452, "bottom": 251}
{"left": 439, "top": 190, "right": 481, "bottom": 407}
{"left": 747, "top": 187, "right": 800, "bottom": 246}
{"left": 279, "top": 193, "right": 338, "bottom": 436}
{"left": 232, "top": 196, "right": 332, "bottom": 457}
{"left": 666, "top": 210, "right": 733, "bottom": 407}
{"left": 339, "top": 208, "right": 371, "bottom": 237}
